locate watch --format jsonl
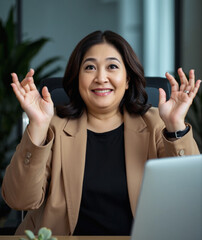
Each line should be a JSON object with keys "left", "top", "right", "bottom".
{"left": 164, "top": 125, "right": 190, "bottom": 139}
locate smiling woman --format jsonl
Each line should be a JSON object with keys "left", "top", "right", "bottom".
{"left": 58, "top": 31, "right": 151, "bottom": 121}
{"left": 78, "top": 43, "right": 128, "bottom": 130}
{"left": 1, "top": 30, "right": 201, "bottom": 236}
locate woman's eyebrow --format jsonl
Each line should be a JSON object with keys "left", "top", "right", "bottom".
{"left": 83, "top": 58, "right": 96, "bottom": 64}
{"left": 106, "top": 57, "right": 121, "bottom": 63}
{"left": 83, "top": 57, "right": 121, "bottom": 64}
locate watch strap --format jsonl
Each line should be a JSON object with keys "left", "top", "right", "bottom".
{"left": 164, "top": 125, "right": 190, "bottom": 139}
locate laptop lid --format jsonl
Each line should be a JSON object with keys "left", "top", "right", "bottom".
{"left": 131, "top": 154, "right": 202, "bottom": 240}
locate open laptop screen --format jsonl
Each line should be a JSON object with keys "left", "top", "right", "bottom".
{"left": 131, "top": 154, "right": 202, "bottom": 240}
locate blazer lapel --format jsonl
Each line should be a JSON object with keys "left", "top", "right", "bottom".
{"left": 61, "top": 113, "right": 87, "bottom": 234}
{"left": 60, "top": 110, "right": 150, "bottom": 231}
{"left": 124, "top": 111, "right": 150, "bottom": 216}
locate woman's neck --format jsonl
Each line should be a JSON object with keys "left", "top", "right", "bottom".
{"left": 87, "top": 110, "right": 123, "bottom": 133}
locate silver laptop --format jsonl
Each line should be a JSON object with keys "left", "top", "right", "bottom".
{"left": 131, "top": 154, "right": 202, "bottom": 240}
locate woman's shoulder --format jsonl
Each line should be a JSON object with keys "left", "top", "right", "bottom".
{"left": 124, "top": 107, "right": 165, "bottom": 132}
{"left": 49, "top": 110, "right": 87, "bottom": 135}
{"left": 49, "top": 111, "right": 70, "bottom": 132}
{"left": 142, "top": 107, "right": 164, "bottom": 129}
{"left": 143, "top": 107, "right": 160, "bottom": 119}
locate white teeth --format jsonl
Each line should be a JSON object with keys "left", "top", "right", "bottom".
{"left": 94, "top": 89, "right": 111, "bottom": 93}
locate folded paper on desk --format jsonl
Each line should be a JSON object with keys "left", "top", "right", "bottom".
{"left": 130, "top": 154, "right": 202, "bottom": 240}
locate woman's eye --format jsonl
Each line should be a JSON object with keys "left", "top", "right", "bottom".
{"left": 85, "top": 65, "right": 95, "bottom": 70}
{"left": 109, "top": 64, "right": 118, "bottom": 69}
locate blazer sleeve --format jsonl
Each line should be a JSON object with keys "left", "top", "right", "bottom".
{"left": 142, "top": 108, "right": 200, "bottom": 158}
{"left": 1, "top": 126, "right": 54, "bottom": 210}
{"left": 157, "top": 123, "right": 200, "bottom": 157}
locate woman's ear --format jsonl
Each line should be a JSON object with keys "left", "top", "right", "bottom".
{"left": 126, "top": 76, "right": 130, "bottom": 89}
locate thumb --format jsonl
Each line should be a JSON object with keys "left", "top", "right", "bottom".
{"left": 42, "top": 86, "right": 52, "bottom": 103}
{"left": 158, "top": 88, "right": 167, "bottom": 106}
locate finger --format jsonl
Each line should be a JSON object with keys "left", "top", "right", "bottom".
{"left": 28, "top": 77, "right": 37, "bottom": 91}
{"left": 165, "top": 72, "right": 179, "bottom": 92}
{"left": 188, "top": 79, "right": 201, "bottom": 99}
{"left": 41, "top": 86, "right": 53, "bottom": 103}
{"left": 11, "top": 83, "right": 25, "bottom": 103}
{"left": 27, "top": 68, "right": 37, "bottom": 90}
{"left": 178, "top": 68, "right": 188, "bottom": 86}
{"left": 11, "top": 73, "right": 26, "bottom": 96}
{"left": 21, "top": 69, "right": 35, "bottom": 93}
{"left": 158, "top": 88, "right": 167, "bottom": 106}
{"left": 25, "top": 68, "right": 35, "bottom": 78}
{"left": 21, "top": 78, "right": 31, "bottom": 92}
{"left": 180, "top": 69, "right": 196, "bottom": 93}
{"left": 21, "top": 76, "right": 37, "bottom": 92}
{"left": 188, "top": 69, "right": 195, "bottom": 88}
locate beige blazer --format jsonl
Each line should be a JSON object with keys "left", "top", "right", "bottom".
{"left": 2, "top": 108, "right": 199, "bottom": 235}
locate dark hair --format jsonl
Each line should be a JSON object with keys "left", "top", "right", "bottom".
{"left": 56, "top": 30, "right": 151, "bottom": 118}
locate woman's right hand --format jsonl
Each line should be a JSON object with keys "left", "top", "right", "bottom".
{"left": 11, "top": 69, "right": 54, "bottom": 145}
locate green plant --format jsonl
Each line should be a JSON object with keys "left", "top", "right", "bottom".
{"left": 0, "top": 6, "right": 62, "bottom": 185}
{"left": 0, "top": 6, "right": 62, "bottom": 226}
{"left": 19, "top": 227, "right": 57, "bottom": 240}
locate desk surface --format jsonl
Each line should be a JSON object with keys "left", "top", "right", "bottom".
{"left": 0, "top": 236, "right": 130, "bottom": 240}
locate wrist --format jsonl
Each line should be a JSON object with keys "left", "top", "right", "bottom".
{"left": 27, "top": 122, "right": 49, "bottom": 146}
{"left": 164, "top": 122, "right": 186, "bottom": 133}
{"left": 164, "top": 125, "right": 190, "bottom": 139}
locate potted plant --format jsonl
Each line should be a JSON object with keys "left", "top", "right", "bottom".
{"left": 19, "top": 227, "right": 57, "bottom": 240}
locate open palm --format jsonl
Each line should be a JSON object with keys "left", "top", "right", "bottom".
{"left": 11, "top": 69, "right": 54, "bottom": 125}
{"left": 158, "top": 68, "right": 201, "bottom": 132}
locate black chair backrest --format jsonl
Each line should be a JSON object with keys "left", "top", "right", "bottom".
{"left": 40, "top": 77, "right": 171, "bottom": 107}
{"left": 40, "top": 77, "right": 69, "bottom": 106}
{"left": 145, "top": 77, "right": 171, "bottom": 107}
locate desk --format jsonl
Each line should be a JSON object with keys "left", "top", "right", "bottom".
{"left": 0, "top": 236, "right": 130, "bottom": 240}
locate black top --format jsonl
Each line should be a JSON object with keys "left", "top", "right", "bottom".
{"left": 73, "top": 124, "right": 133, "bottom": 236}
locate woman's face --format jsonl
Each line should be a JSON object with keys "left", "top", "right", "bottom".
{"left": 79, "top": 43, "right": 128, "bottom": 115}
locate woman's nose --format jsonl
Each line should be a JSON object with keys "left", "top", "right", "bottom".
{"left": 95, "top": 69, "right": 108, "bottom": 83}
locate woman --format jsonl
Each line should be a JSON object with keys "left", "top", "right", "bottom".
{"left": 2, "top": 31, "right": 201, "bottom": 235}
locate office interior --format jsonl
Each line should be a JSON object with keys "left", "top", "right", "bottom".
{"left": 0, "top": 0, "right": 201, "bottom": 234}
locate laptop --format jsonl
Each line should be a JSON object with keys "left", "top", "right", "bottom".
{"left": 130, "top": 154, "right": 202, "bottom": 240}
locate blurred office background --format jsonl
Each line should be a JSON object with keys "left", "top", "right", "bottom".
{"left": 1, "top": 0, "right": 201, "bottom": 78}
{"left": 0, "top": 0, "right": 202, "bottom": 234}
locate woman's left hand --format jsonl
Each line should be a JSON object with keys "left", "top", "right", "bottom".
{"left": 158, "top": 68, "right": 201, "bottom": 132}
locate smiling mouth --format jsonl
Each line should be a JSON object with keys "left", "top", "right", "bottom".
{"left": 93, "top": 89, "right": 112, "bottom": 93}
{"left": 92, "top": 89, "right": 113, "bottom": 96}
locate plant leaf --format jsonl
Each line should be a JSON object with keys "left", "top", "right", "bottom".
{"left": 38, "top": 227, "right": 52, "bottom": 240}
{"left": 24, "top": 230, "right": 36, "bottom": 240}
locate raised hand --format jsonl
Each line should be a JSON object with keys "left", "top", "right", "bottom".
{"left": 158, "top": 68, "right": 201, "bottom": 132}
{"left": 11, "top": 69, "right": 54, "bottom": 145}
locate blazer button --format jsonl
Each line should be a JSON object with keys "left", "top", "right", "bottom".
{"left": 24, "top": 152, "right": 32, "bottom": 165}
{"left": 178, "top": 149, "right": 185, "bottom": 156}
{"left": 24, "top": 158, "right": 30, "bottom": 165}
{"left": 26, "top": 152, "right": 32, "bottom": 158}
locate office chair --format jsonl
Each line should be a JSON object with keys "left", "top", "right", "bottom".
{"left": 39, "top": 76, "right": 171, "bottom": 107}
{"left": 22, "top": 76, "right": 171, "bottom": 132}
{"left": 145, "top": 77, "right": 171, "bottom": 106}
